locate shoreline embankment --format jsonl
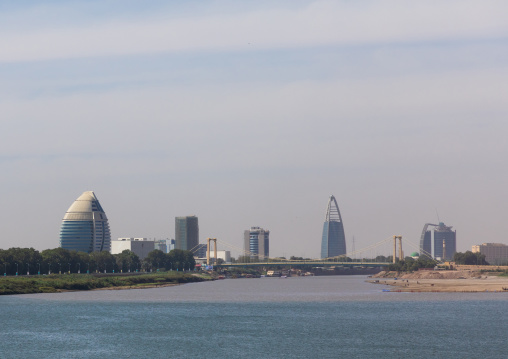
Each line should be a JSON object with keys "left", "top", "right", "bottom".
{"left": 0, "top": 272, "right": 212, "bottom": 295}
{"left": 368, "top": 270, "right": 508, "bottom": 292}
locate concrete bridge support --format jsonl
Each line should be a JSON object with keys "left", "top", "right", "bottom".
{"left": 393, "top": 235, "right": 403, "bottom": 263}
{"left": 207, "top": 237, "right": 217, "bottom": 266}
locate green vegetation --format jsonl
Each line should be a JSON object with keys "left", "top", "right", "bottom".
{"left": 0, "top": 247, "right": 200, "bottom": 295}
{"left": 0, "top": 271, "right": 206, "bottom": 295}
{"left": 453, "top": 251, "right": 488, "bottom": 265}
{"left": 387, "top": 257, "right": 437, "bottom": 272}
{"left": 0, "top": 247, "right": 195, "bottom": 275}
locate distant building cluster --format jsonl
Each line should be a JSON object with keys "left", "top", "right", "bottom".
{"left": 58, "top": 191, "right": 486, "bottom": 265}
{"left": 60, "top": 191, "right": 357, "bottom": 264}
{"left": 59, "top": 191, "right": 233, "bottom": 264}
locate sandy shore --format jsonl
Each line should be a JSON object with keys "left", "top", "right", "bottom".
{"left": 368, "top": 271, "right": 508, "bottom": 292}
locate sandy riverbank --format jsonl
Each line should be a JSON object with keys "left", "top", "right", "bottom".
{"left": 368, "top": 270, "right": 508, "bottom": 292}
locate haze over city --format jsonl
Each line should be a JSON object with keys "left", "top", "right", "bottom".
{"left": 1, "top": 0, "right": 507, "bottom": 258}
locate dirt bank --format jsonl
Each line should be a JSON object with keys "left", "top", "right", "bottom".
{"left": 369, "top": 270, "right": 508, "bottom": 292}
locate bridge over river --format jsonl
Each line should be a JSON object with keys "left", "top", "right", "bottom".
{"left": 216, "top": 261, "right": 390, "bottom": 268}
{"left": 201, "top": 235, "right": 431, "bottom": 268}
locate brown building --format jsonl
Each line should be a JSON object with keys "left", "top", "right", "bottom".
{"left": 472, "top": 243, "right": 508, "bottom": 265}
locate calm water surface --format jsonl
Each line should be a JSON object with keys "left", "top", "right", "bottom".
{"left": 1, "top": 276, "right": 506, "bottom": 358}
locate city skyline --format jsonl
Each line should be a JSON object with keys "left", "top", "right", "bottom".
{"left": 1, "top": 1, "right": 508, "bottom": 258}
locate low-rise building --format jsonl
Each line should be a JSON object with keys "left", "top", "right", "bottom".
{"left": 111, "top": 238, "right": 155, "bottom": 259}
{"left": 472, "top": 243, "right": 508, "bottom": 265}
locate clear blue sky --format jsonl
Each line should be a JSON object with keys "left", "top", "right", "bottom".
{"left": 1, "top": 0, "right": 508, "bottom": 258}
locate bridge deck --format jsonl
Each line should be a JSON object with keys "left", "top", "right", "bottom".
{"left": 217, "top": 261, "right": 390, "bottom": 268}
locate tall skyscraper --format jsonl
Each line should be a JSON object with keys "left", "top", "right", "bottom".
{"left": 60, "top": 191, "right": 111, "bottom": 253}
{"left": 175, "top": 216, "right": 199, "bottom": 251}
{"left": 244, "top": 227, "right": 269, "bottom": 260}
{"left": 433, "top": 222, "right": 456, "bottom": 261}
{"left": 419, "top": 223, "right": 438, "bottom": 258}
{"left": 321, "top": 195, "right": 346, "bottom": 258}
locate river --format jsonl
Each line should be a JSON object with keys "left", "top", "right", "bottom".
{"left": 1, "top": 275, "right": 506, "bottom": 358}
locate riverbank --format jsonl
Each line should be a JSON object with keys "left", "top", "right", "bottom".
{"left": 369, "top": 270, "right": 508, "bottom": 292}
{"left": 0, "top": 272, "right": 211, "bottom": 295}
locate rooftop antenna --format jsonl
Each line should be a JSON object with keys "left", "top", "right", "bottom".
{"left": 435, "top": 208, "right": 441, "bottom": 223}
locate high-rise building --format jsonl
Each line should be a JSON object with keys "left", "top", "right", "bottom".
{"left": 244, "top": 227, "right": 269, "bottom": 260}
{"left": 60, "top": 191, "right": 111, "bottom": 253}
{"left": 422, "top": 230, "right": 432, "bottom": 257}
{"left": 321, "top": 195, "right": 346, "bottom": 258}
{"left": 433, "top": 222, "right": 456, "bottom": 261}
{"left": 419, "top": 223, "right": 439, "bottom": 258}
{"left": 175, "top": 216, "right": 199, "bottom": 251}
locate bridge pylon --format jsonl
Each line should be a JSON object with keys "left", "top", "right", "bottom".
{"left": 207, "top": 238, "right": 218, "bottom": 266}
{"left": 393, "top": 235, "right": 403, "bottom": 263}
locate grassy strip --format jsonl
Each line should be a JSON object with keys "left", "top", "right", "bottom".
{"left": 0, "top": 272, "right": 209, "bottom": 295}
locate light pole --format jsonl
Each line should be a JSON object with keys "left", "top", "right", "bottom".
{"left": 38, "top": 263, "right": 41, "bottom": 275}
{"left": 87, "top": 262, "right": 90, "bottom": 274}
{"left": 58, "top": 263, "right": 61, "bottom": 274}
{"left": 16, "top": 263, "right": 18, "bottom": 276}
{"left": 48, "top": 263, "right": 51, "bottom": 275}
{"left": 26, "top": 263, "right": 30, "bottom": 276}
{"left": 77, "top": 263, "right": 81, "bottom": 274}
{"left": 68, "top": 263, "right": 71, "bottom": 274}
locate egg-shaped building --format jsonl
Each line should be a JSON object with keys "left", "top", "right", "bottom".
{"left": 59, "top": 191, "right": 111, "bottom": 253}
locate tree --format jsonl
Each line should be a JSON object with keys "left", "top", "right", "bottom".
{"left": 143, "top": 250, "right": 167, "bottom": 271}
{"left": 167, "top": 249, "right": 195, "bottom": 271}
{"left": 453, "top": 251, "right": 488, "bottom": 265}
{"left": 89, "top": 251, "right": 116, "bottom": 272}
{"left": 237, "top": 256, "right": 251, "bottom": 263}
{"left": 114, "top": 250, "right": 141, "bottom": 272}
{"left": 0, "top": 247, "right": 43, "bottom": 275}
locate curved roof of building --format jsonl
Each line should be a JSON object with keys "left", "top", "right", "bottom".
{"left": 410, "top": 252, "right": 420, "bottom": 257}
{"left": 63, "top": 191, "right": 108, "bottom": 221}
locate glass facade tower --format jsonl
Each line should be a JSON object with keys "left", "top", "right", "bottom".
{"left": 434, "top": 222, "right": 456, "bottom": 261}
{"left": 59, "top": 191, "right": 111, "bottom": 253}
{"left": 175, "top": 216, "right": 199, "bottom": 251}
{"left": 321, "top": 195, "right": 346, "bottom": 258}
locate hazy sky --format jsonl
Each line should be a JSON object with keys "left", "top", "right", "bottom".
{"left": 1, "top": 0, "right": 507, "bottom": 258}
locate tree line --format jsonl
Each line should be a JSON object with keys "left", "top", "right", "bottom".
{"left": 0, "top": 247, "right": 196, "bottom": 275}
{"left": 453, "top": 251, "right": 488, "bottom": 265}
{"left": 388, "top": 256, "right": 438, "bottom": 272}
